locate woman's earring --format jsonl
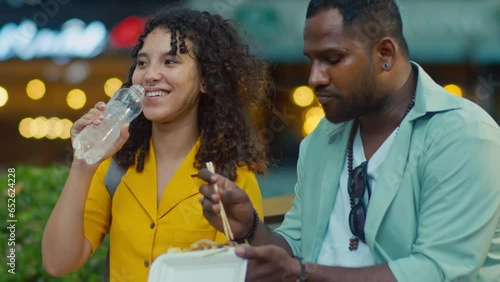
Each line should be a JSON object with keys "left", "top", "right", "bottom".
{"left": 383, "top": 63, "right": 390, "bottom": 70}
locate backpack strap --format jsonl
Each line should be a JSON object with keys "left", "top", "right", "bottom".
{"left": 103, "top": 159, "right": 127, "bottom": 282}
{"left": 104, "top": 159, "right": 127, "bottom": 199}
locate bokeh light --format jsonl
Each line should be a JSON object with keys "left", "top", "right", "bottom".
{"left": 32, "top": 116, "right": 49, "bottom": 139}
{"left": 60, "top": 119, "right": 73, "bottom": 139}
{"left": 444, "top": 84, "right": 463, "bottom": 97}
{"left": 291, "top": 86, "right": 315, "bottom": 107}
{"left": 19, "top": 117, "right": 34, "bottom": 138}
{"left": 302, "top": 106, "right": 325, "bottom": 137}
{"left": 104, "top": 77, "right": 123, "bottom": 97}
{"left": 19, "top": 117, "right": 73, "bottom": 139}
{"left": 46, "top": 117, "right": 64, "bottom": 139}
{"left": 0, "top": 86, "right": 8, "bottom": 107}
{"left": 26, "top": 79, "right": 46, "bottom": 100}
{"left": 67, "top": 89, "right": 87, "bottom": 109}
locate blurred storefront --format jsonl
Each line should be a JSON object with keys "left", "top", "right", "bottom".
{"left": 0, "top": 0, "right": 499, "bottom": 196}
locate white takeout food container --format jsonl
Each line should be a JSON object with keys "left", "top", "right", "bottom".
{"left": 147, "top": 247, "right": 247, "bottom": 282}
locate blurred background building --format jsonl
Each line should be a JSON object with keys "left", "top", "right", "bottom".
{"left": 0, "top": 0, "right": 499, "bottom": 196}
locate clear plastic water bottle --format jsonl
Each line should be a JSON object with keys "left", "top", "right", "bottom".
{"left": 72, "top": 84, "right": 145, "bottom": 164}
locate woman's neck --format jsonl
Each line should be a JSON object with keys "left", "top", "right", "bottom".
{"left": 151, "top": 118, "right": 199, "bottom": 161}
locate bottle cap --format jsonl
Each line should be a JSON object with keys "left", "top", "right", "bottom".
{"left": 129, "top": 84, "right": 145, "bottom": 98}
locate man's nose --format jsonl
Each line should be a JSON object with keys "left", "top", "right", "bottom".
{"left": 308, "top": 62, "right": 330, "bottom": 89}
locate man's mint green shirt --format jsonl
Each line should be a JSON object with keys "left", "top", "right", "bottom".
{"left": 275, "top": 63, "right": 500, "bottom": 281}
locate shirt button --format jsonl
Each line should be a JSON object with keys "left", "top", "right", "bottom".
{"left": 144, "top": 260, "right": 150, "bottom": 267}
{"left": 150, "top": 222, "right": 155, "bottom": 229}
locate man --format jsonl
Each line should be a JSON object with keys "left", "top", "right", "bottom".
{"left": 199, "top": 0, "right": 500, "bottom": 281}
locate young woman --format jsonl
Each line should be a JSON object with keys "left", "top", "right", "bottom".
{"left": 42, "top": 6, "right": 271, "bottom": 281}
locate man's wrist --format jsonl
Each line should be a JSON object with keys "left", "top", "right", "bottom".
{"left": 235, "top": 209, "right": 259, "bottom": 244}
{"left": 293, "top": 256, "right": 306, "bottom": 282}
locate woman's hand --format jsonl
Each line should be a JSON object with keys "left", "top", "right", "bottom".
{"left": 70, "top": 102, "right": 130, "bottom": 168}
{"left": 70, "top": 102, "right": 107, "bottom": 141}
{"left": 198, "top": 168, "right": 255, "bottom": 240}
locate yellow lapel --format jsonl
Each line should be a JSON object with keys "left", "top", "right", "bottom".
{"left": 121, "top": 144, "right": 157, "bottom": 221}
{"left": 157, "top": 140, "right": 201, "bottom": 219}
{"left": 120, "top": 139, "right": 202, "bottom": 220}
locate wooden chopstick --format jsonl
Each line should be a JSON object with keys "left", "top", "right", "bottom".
{"left": 205, "top": 162, "right": 234, "bottom": 240}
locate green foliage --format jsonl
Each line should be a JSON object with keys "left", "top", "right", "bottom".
{"left": 0, "top": 165, "right": 109, "bottom": 281}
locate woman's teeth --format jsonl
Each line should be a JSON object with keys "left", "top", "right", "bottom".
{"left": 146, "top": 91, "right": 168, "bottom": 97}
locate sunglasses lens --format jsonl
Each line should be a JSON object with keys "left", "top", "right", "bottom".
{"left": 349, "top": 164, "right": 366, "bottom": 197}
{"left": 349, "top": 204, "right": 366, "bottom": 237}
{"left": 348, "top": 161, "right": 369, "bottom": 242}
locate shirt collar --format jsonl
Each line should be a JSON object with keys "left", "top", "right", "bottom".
{"left": 407, "top": 61, "right": 462, "bottom": 121}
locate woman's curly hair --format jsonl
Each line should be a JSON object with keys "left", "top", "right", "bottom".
{"left": 114, "top": 6, "right": 272, "bottom": 181}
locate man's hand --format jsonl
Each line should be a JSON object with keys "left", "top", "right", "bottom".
{"left": 198, "top": 168, "right": 255, "bottom": 240}
{"left": 235, "top": 245, "right": 301, "bottom": 282}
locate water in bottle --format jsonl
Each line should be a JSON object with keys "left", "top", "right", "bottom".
{"left": 73, "top": 84, "right": 145, "bottom": 164}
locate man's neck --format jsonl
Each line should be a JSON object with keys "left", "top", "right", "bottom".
{"left": 359, "top": 64, "right": 416, "bottom": 136}
{"left": 357, "top": 64, "right": 417, "bottom": 160}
